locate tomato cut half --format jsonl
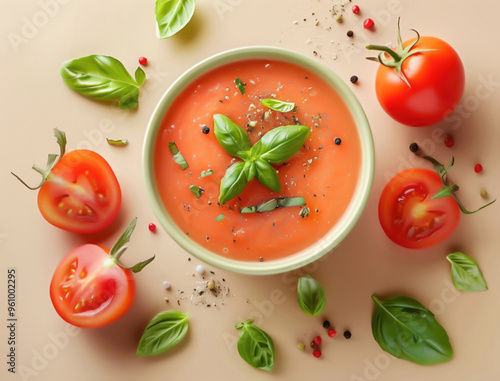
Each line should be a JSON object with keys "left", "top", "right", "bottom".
{"left": 37, "top": 150, "right": 121, "bottom": 234}
{"left": 378, "top": 169, "right": 460, "bottom": 249}
{"left": 50, "top": 244, "right": 135, "bottom": 328}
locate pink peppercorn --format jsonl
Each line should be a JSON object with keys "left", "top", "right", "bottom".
{"left": 444, "top": 135, "right": 455, "bottom": 148}
{"left": 313, "top": 336, "right": 322, "bottom": 346}
{"left": 149, "top": 223, "right": 156, "bottom": 232}
{"left": 328, "top": 329, "right": 336, "bottom": 338}
{"left": 363, "top": 18, "right": 375, "bottom": 29}
{"left": 313, "top": 349, "right": 322, "bottom": 358}
{"left": 138, "top": 56, "right": 148, "bottom": 65}
{"left": 352, "top": 5, "right": 360, "bottom": 14}
{"left": 474, "top": 164, "right": 483, "bottom": 173}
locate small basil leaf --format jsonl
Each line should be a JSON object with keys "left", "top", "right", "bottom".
{"left": 168, "top": 142, "right": 189, "bottom": 170}
{"left": 237, "top": 150, "right": 252, "bottom": 161}
{"left": 60, "top": 55, "right": 145, "bottom": 110}
{"left": 215, "top": 214, "right": 225, "bottom": 222}
{"left": 279, "top": 197, "right": 306, "bottom": 207}
{"left": 155, "top": 0, "right": 195, "bottom": 39}
{"left": 213, "top": 114, "right": 252, "bottom": 159}
{"left": 235, "top": 78, "right": 246, "bottom": 95}
{"left": 200, "top": 169, "right": 213, "bottom": 177}
{"left": 250, "top": 140, "right": 264, "bottom": 159}
{"left": 135, "top": 67, "right": 146, "bottom": 86}
{"left": 297, "top": 275, "right": 326, "bottom": 316}
{"left": 243, "top": 161, "right": 256, "bottom": 182}
{"left": 219, "top": 161, "right": 248, "bottom": 204}
{"left": 137, "top": 311, "right": 190, "bottom": 356}
{"left": 235, "top": 319, "right": 274, "bottom": 371}
{"left": 240, "top": 197, "right": 306, "bottom": 213}
{"left": 259, "top": 125, "right": 310, "bottom": 164}
{"left": 106, "top": 138, "right": 128, "bottom": 146}
{"left": 255, "top": 159, "right": 281, "bottom": 193}
{"left": 261, "top": 98, "right": 297, "bottom": 112}
{"left": 446, "top": 252, "right": 488, "bottom": 292}
{"left": 371, "top": 295, "right": 453, "bottom": 365}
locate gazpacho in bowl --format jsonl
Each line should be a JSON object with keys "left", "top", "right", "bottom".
{"left": 143, "top": 46, "right": 374, "bottom": 275}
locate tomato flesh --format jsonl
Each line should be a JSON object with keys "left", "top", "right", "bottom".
{"left": 50, "top": 244, "right": 135, "bottom": 327}
{"left": 378, "top": 169, "right": 460, "bottom": 249}
{"left": 38, "top": 150, "right": 121, "bottom": 233}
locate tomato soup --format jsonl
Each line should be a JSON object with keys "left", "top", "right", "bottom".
{"left": 154, "top": 58, "right": 361, "bottom": 262}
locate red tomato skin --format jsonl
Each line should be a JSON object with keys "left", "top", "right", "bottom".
{"left": 37, "top": 150, "right": 121, "bottom": 234}
{"left": 375, "top": 36, "right": 465, "bottom": 127}
{"left": 50, "top": 244, "right": 135, "bottom": 328}
{"left": 378, "top": 168, "right": 460, "bottom": 249}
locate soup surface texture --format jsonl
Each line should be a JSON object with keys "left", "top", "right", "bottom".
{"left": 154, "top": 58, "right": 361, "bottom": 262}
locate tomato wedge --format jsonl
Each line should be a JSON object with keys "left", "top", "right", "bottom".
{"left": 50, "top": 218, "right": 154, "bottom": 328}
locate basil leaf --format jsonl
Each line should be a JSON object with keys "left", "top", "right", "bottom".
{"left": 219, "top": 161, "right": 248, "bottom": 204}
{"left": 371, "top": 295, "right": 453, "bottom": 365}
{"left": 255, "top": 159, "right": 281, "bottom": 193}
{"left": 235, "top": 78, "right": 246, "bottom": 95}
{"left": 261, "top": 98, "right": 297, "bottom": 112}
{"left": 235, "top": 319, "right": 274, "bottom": 371}
{"left": 259, "top": 125, "right": 310, "bottom": 164}
{"left": 60, "top": 55, "right": 145, "bottom": 110}
{"left": 200, "top": 169, "right": 213, "bottom": 177}
{"left": 213, "top": 114, "right": 252, "bottom": 159}
{"left": 168, "top": 142, "right": 189, "bottom": 170}
{"left": 155, "top": 0, "right": 195, "bottom": 39}
{"left": 189, "top": 185, "right": 203, "bottom": 198}
{"left": 106, "top": 139, "right": 128, "bottom": 146}
{"left": 243, "top": 161, "right": 256, "bottom": 181}
{"left": 297, "top": 275, "right": 326, "bottom": 316}
{"left": 279, "top": 197, "right": 306, "bottom": 207}
{"left": 240, "top": 197, "right": 306, "bottom": 213}
{"left": 137, "top": 311, "right": 190, "bottom": 356}
{"left": 446, "top": 252, "right": 488, "bottom": 292}
{"left": 215, "top": 214, "right": 225, "bottom": 222}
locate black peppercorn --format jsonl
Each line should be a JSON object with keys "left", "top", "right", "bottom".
{"left": 334, "top": 137, "right": 342, "bottom": 145}
{"left": 202, "top": 126, "right": 210, "bottom": 134}
{"left": 347, "top": 30, "right": 354, "bottom": 37}
{"left": 409, "top": 142, "right": 419, "bottom": 153}
{"left": 350, "top": 75, "right": 358, "bottom": 84}
{"left": 343, "top": 330, "right": 352, "bottom": 339}
{"left": 323, "top": 320, "right": 330, "bottom": 329}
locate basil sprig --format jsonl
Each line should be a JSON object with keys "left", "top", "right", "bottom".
{"left": 137, "top": 311, "right": 190, "bottom": 356}
{"left": 446, "top": 252, "right": 488, "bottom": 292}
{"left": 214, "top": 114, "right": 310, "bottom": 203}
{"left": 241, "top": 197, "right": 306, "bottom": 213}
{"left": 235, "top": 320, "right": 274, "bottom": 371}
{"left": 297, "top": 275, "right": 326, "bottom": 316}
{"left": 371, "top": 295, "right": 453, "bottom": 365}
{"left": 60, "top": 55, "right": 146, "bottom": 110}
{"left": 261, "top": 98, "right": 297, "bottom": 112}
{"left": 155, "top": 0, "right": 195, "bottom": 39}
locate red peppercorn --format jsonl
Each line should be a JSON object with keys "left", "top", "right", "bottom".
{"left": 328, "top": 329, "right": 336, "bottom": 338}
{"left": 313, "top": 349, "right": 322, "bottom": 358}
{"left": 363, "top": 18, "right": 375, "bottom": 29}
{"left": 148, "top": 223, "right": 156, "bottom": 232}
{"left": 313, "top": 336, "right": 322, "bottom": 346}
{"left": 444, "top": 135, "right": 455, "bottom": 148}
{"left": 352, "top": 5, "right": 360, "bottom": 14}
{"left": 138, "top": 56, "right": 148, "bottom": 65}
{"left": 474, "top": 164, "right": 483, "bottom": 173}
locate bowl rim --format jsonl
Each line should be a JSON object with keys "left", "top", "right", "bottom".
{"left": 142, "top": 45, "right": 374, "bottom": 275}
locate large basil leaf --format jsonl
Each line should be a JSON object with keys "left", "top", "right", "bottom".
{"left": 255, "top": 159, "right": 281, "bottom": 193}
{"left": 155, "top": 0, "right": 195, "bottom": 39}
{"left": 219, "top": 161, "right": 248, "bottom": 204}
{"left": 213, "top": 114, "right": 252, "bottom": 159}
{"left": 235, "top": 319, "right": 274, "bottom": 371}
{"left": 259, "top": 125, "right": 310, "bottom": 163}
{"left": 261, "top": 98, "right": 297, "bottom": 112}
{"left": 446, "top": 252, "right": 488, "bottom": 292}
{"left": 137, "top": 311, "right": 190, "bottom": 356}
{"left": 297, "top": 275, "right": 326, "bottom": 316}
{"left": 60, "top": 55, "right": 146, "bottom": 110}
{"left": 371, "top": 295, "right": 453, "bottom": 365}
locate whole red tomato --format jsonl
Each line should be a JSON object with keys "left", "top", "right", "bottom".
{"left": 378, "top": 168, "right": 460, "bottom": 249}
{"left": 12, "top": 129, "right": 121, "bottom": 233}
{"left": 367, "top": 20, "right": 465, "bottom": 127}
{"left": 50, "top": 218, "right": 154, "bottom": 327}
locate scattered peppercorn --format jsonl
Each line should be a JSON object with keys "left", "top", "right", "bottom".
{"left": 409, "top": 142, "right": 419, "bottom": 153}
{"left": 207, "top": 280, "right": 216, "bottom": 290}
{"left": 323, "top": 320, "right": 330, "bottom": 329}
{"left": 202, "top": 126, "right": 210, "bottom": 134}
{"left": 352, "top": 5, "right": 360, "bottom": 14}
{"left": 350, "top": 75, "right": 358, "bottom": 84}
{"left": 474, "top": 164, "right": 483, "bottom": 173}
{"left": 313, "top": 349, "right": 322, "bottom": 358}
{"left": 148, "top": 223, "right": 156, "bottom": 232}
{"left": 363, "top": 18, "right": 374, "bottom": 29}
{"left": 334, "top": 137, "right": 342, "bottom": 145}
{"left": 347, "top": 30, "right": 354, "bottom": 37}
{"left": 328, "top": 329, "right": 336, "bottom": 338}
{"left": 196, "top": 265, "right": 205, "bottom": 274}
{"left": 313, "top": 336, "right": 322, "bottom": 346}
{"left": 343, "top": 330, "right": 352, "bottom": 339}
{"left": 138, "top": 56, "right": 148, "bottom": 65}
{"left": 297, "top": 343, "right": 306, "bottom": 351}
{"left": 162, "top": 281, "right": 171, "bottom": 289}
{"left": 481, "top": 190, "right": 488, "bottom": 198}
{"left": 444, "top": 135, "right": 455, "bottom": 148}
{"left": 310, "top": 341, "right": 319, "bottom": 350}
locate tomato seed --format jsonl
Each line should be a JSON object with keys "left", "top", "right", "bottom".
{"left": 313, "top": 336, "right": 322, "bottom": 346}
{"left": 149, "top": 223, "right": 156, "bottom": 232}
{"left": 444, "top": 135, "right": 455, "bottom": 148}
{"left": 328, "top": 329, "right": 336, "bottom": 338}
{"left": 352, "top": 5, "right": 360, "bottom": 14}
{"left": 474, "top": 164, "right": 483, "bottom": 173}
{"left": 363, "top": 18, "right": 374, "bottom": 29}
{"left": 313, "top": 349, "right": 322, "bottom": 358}
{"left": 323, "top": 320, "right": 330, "bottom": 329}
{"left": 343, "top": 330, "right": 352, "bottom": 339}
{"left": 138, "top": 56, "right": 148, "bottom": 65}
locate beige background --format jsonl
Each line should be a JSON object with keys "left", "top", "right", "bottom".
{"left": 2, "top": 0, "right": 500, "bottom": 380}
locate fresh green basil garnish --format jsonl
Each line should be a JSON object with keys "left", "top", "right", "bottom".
{"left": 261, "top": 98, "right": 297, "bottom": 112}
{"left": 235, "top": 319, "right": 274, "bottom": 371}
{"left": 235, "top": 78, "right": 246, "bottom": 95}
{"left": 200, "top": 169, "right": 214, "bottom": 177}
{"left": 213, "top": 114, "right": 310, "bottom": 203}
{"left": 215, "top": 214, "right": 225, "bottom": 222}
{"left": 446, "top": 252, "right": 488, "bottom": 292}
{"left": 371, "top": 295, "right": 453, "bottom": 365}
{"left": 60, "top": 55, "right": 145, "bottom": 110}
{"left": 297, "top": 275, "right": 326, "bottom": 316}
{"left": 106, "top": 139, "right": 128, "bottom": 146}
{"left": 155, "top": 0, "right": 195, "bottom": 39}
{"left": 137, "top": 310, "right": 190, "bottom": 356}
{"left": 241, "top": 197, "right": 306, "bottom": 213}
{"left": 189, "top": 185, "right": 203, "bottom": 198}
{"left": 168, "top": 142, "right": 189, "bottom": 170}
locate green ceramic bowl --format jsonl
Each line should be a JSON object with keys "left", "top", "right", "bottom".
{"left": 143, "top": 46, "right": 374, "bottom": 275}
